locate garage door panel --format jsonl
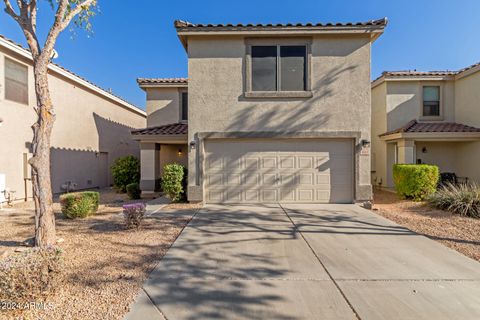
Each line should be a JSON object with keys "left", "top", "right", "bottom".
{"left": 204, "top": 139, "right": 353, "bottom": 203}
{"left": 298, "top": 173, "right": 314, "bottom": 185}
{"left": 262, "top": 157, "right": 277, "bottom": 169}
{"left": 226, "top": 174, "right": 242, "bottom": 186}
{"left": 262, "top": 189, "right": 278, "bottom": 202}
{"left": 245, "top": 157, "right": 260, "bottom": 170}
{"left": 298, "top": 189, "right": 315, "bottom": 202}
{"left": 280, "top": 188, "right": 296, "bottom": 201}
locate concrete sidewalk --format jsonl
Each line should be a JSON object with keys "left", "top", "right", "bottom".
{"left": 125, "top": 204, "right": 480, "bottom": 320}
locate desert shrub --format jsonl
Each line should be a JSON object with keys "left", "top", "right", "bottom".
{"left": 428, "top": 182, "right": 480, "bottom": 218}
{"left": 123, "top": 203, "right": 146, "bottom": 229}
{"left": 59, "top": 191, "right": 99, "bottom": 218}
{"left": 126, "top": 182, "right": 141, "bottom": 200}
{"left": 162, "top": 163, "right": 186, "bottom": 202}
{"left": 0, "top": 247, "right": 63, "bottom": 302}
{"left": 393, "top": 164, "right": 439, "bottom": 201}
{"left": 111, "top": 155, "right": 140, "bottom": 192}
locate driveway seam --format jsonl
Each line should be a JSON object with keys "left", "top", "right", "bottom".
{"left": 141, "top": 287, "right": 169, "bottom": 320}
{"left": 279, "top": 203, "right": 362, "bottom": 320}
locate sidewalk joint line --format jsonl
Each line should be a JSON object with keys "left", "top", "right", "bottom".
{"left": 279, "top": 203, "right": 362, "bottom": 320}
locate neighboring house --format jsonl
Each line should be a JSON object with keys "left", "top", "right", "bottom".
{"left": 133, "top": 18, "right": 387, "bottom": 204}
{"left": 0, "top": 34, "right": 146, "bottom": 203}
{"left": 371, "top": 62, "right": 480, "bottom": 188}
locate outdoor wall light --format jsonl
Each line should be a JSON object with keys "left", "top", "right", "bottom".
{"left": 178, "top": 148, "right": 183, "bottom": 156}
{"left": 189, "top": 140, "right": 196, "bottom": 149}
{"left": 422, "top": 147, "right": 427, "bottom": 153}
{"left": 361, "top": 139, "right": 371, "bottom": 147}
{"left": 0, "top": 117, "right": 3, "bottom": 127}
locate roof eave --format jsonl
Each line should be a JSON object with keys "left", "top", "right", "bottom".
{"left": 372, "top": 74, "right": 455, "bottom": 88}
{"left": 131, "top": 133, "right": 188, "bottom": 143}
{"left": 176, "top": 26, "right": 385, "bottom": 51}
{"left": 0, "top": 35, "right": 146, "bottom": 117}
{"left": 380, "top": 132, "right": 480, "bottom": 141}
{"left": 138, "top": 83, "right": 188, "bottom": 90}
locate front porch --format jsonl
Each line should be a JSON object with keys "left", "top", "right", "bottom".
{"left": 131, "top": 123, "right": 188, "bottom": 194}
{"left": 380, "top": 120, "right": 480, "bottom": 187}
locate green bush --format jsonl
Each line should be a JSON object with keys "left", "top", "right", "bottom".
{"left": 0, "top": 247, "right": 63, "bottom": 302}
{"left": 393, "top": 164, "right": 439, "bottom": 201}
{"left": 111, "top": 155, "right": 140, "bottom": 192}
{"left": 126, "top": 182, "right": 141, "bottom": 200}
{"left": 59, "top": 191, "right": 99, "bottom": 218}
{"left": 161, "top": 163, "right": 186, "bottom": 202}
{"left": 428, "top": 182, "right": 480, "bottom": 218}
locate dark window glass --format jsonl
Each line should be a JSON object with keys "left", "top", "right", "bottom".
{"left": 181, "top": 92, "right": 188, "bottom": 121}
{"left": 5, "top": 58, "right": 28, "bottom": 105}
{"left": 251, "top": 46, "right": 277, "bottom": 91}
{"left": 423, "top": 86, "right": 440, "bottom": 116}
{"left": 280, "top": 46, "right": 306, "bottom": 91}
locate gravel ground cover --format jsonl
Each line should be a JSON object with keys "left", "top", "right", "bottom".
{"left": 0, "top": 188, "right": 200, "bottom": 320}
{"left": 373, "top": 189, "right": 480, "bottom": 262}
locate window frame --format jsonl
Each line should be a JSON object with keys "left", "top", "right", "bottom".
{"left": 179, "top": 90, "right": 188, "bottom": 122}
{"left": 245, "top": 38, "right": 312, "bottom": 98}
{"left": 420, "top": 84, "right": 442, "bottom": 120}
{"left": 4, "top": 57, "right": 29, "bottom": 105}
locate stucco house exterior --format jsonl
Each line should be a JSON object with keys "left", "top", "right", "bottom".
{"left": 133, "top": 18, "right": 388, "bottom": 204}
{"left": 0, "top": 34, "right": 146, "bottom": 204}
{"left": 371, "top": 62, "right": 480, "bottom": 189}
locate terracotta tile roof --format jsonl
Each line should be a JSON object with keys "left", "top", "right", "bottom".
{"left": 174, "top": 18, "right": 388, "bottom": 30}
{"left": 380, "top": 120, "right": 480, "bottom": 137}
{"left": 131, "top": 123, "right": 188, "bottom": 136}
{"left": 0, "top": 34, "right": 143, "bottom": 114}
{"left": 137, "top": 78, "right": 188, "bottom": 85}
{"left": 373, "top": 61, "right": 480, "bottom": 83}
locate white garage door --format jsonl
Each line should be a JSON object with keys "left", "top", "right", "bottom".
{"left": 204, "top": 139, "right": 354, "bottom": 203}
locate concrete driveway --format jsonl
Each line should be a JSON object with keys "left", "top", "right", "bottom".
{"left": 126, "top": 204, "right": 480, "bottom": 320}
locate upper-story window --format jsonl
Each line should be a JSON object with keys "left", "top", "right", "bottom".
{"left": 245, "top": 40, "right": 312, "bottom": 98}
{"left": 181, "top": 92, "right": 188, "bottom": 121}
{"left": 251, "top": 45, "right": 306, "bottom": 92}
{"left": 422, "top": 86, "right": 440, "bottom": 117}
{"left": 5, "top": 58, "right": 28, "bottom": 105}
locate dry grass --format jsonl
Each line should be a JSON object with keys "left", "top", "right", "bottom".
{"left": 0, "top": 188, "right": 199, "bottom": 320}
{"left": 373, "top": 189, "right": 480, "bottom": 262}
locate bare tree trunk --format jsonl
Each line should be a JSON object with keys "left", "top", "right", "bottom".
{"left": 30, "top": 59, "right": 56, "bottom": 247}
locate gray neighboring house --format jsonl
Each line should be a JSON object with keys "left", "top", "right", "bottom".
{"left": 133, "top": 18, "right": 388, "bottom": 204}
{"left": 0, "top": 34, "right": 146, "bottom": 204}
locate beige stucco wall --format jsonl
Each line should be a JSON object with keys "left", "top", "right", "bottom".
{"left": 415, "top": 142, "right": 458, "bottom": 172}
{"left": 159, "top": 144, "right": 188, "bottom": 175}
{"left": 187, "top": 35, "right": 373, "bottom": 202}
{"left": 145, "top": 87, "right": 184, "bottom": 127}
{"left": 385, "top": 80, "right": 455, "bottom": 132}
{"left": 454, "top": 70, "right": 480, "bottom": 183}
{"left": 0, "top": 47, "right": 146, "bottom": 201}
{"left": 371, "top": 82, "right": 387, "bottom": 187}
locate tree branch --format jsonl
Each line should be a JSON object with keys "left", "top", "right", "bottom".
{"left": 3, "top": 0, "right": 40, "bottom": 58}
{"left": 3, "top": 0, "right": 20, "bottom": 21}
{"left": 41, "top": 0, "right": 95, "bottom": 61}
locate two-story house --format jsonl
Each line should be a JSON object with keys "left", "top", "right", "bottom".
{"left": 371, "top": 62, "right": 480, "bottom": 189}
{"left": 0, "top": 34, "right": 146, "bottom": 204}
{"left": 133, "top": 19, "right": 387, "bottom": 204}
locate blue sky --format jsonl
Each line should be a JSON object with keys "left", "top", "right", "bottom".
{"left": 1, "top": 0, "right": 479, "bottom": 109}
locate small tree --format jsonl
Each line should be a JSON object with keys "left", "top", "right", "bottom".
{"left": 2, "top": 0, "right": 97, "bottom": 247}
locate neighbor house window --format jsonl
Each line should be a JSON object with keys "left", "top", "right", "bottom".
{"left": 5, "top": 58, "right": 28, "bottom": 105}
{"left": 181, "top": 92, "right": 188, "bottom": 121}
{"left": 251, "top": 45, "right": 307, "bottom": 92}
{"left": 422, "top": 86, "right": 440, "bottom": 117}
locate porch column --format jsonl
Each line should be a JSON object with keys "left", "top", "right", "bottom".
{"left": 397, "top": 139, "right": 415, "bottom": 164}
{"left": 140, "top": 142, "right": 160, "bottom": 194}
